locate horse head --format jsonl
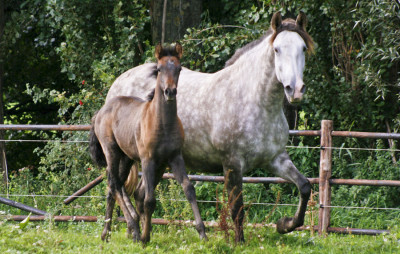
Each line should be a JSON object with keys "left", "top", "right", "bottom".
{"left": 270, "top": 12, "right": 314, "bottom": 104}
{"left": 155, "top": 42, "right": 183, "bottom": 102}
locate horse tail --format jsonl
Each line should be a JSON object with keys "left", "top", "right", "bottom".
{"left": 124, "top": 162, "right": 139, "bottom": 196}
{"left": 89, "top": 113, "right": 107, "bottom": 168}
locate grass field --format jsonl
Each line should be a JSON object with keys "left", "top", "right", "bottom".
{"left": 1, "top": 219, "right": 399, "bottom": 254}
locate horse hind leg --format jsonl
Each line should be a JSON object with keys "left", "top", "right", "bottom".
{"left": 103, "top": 146, "right": 140, "bottom": 242}
{"left": 101, "top": 160, "right": 135, "bottom": 241}
{"left": 223, "top": 165, "right": 245, "bottom": 243}
{"left": 269, "top": 151, "right": 311, "bottom": 234}
{"left": 118, "top": 156, "right": 141, "bottom": 241}
{"left": 121, "top": 162, "right": 140, "bottom": 238}
{"left": 169, "top": 154, "right": 207, "bottom": 240}
{"left": 101, "top": 189, "right": 115, "bottom": 241}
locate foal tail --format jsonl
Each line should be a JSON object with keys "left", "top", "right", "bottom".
{"left": 89, "top": 113, "right": 107, "bottom": 168}
{"left": 124, "top": 163, "right": 139, "bottom": 196}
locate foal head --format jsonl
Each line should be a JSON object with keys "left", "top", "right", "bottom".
{"left": 270, "top": 12, "right": 314, "bottom": 104}
{"left": 154, "top": 43, "right": 183, "bottom": 102}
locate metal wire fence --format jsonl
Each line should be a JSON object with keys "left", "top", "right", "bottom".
{"left": 0, "top": 123, "right": 400, "bottom": 235}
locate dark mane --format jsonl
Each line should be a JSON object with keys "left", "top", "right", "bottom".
{"left": 146, "top": 88, "right": 155, "bottom": 101}
{"left": 149, "top": 64, "right": 158, "bottom": 79}
{"left": 224, "top": 18, "right": 314, "bottom": 68}
{"left": 157, "top": 44, "right": 181, "bottom": 59}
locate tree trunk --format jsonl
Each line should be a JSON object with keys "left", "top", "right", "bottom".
{"left": 0, "top": 0, "right": 7, "bottom": 186}
{"left": 150, "top": 0, "right": 202, "bottom": 44}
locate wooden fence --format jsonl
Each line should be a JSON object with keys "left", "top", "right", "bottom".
{"left": 1, "top": 120, "right": 400, "bottom": 236}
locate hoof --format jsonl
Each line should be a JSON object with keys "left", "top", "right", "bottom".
{"left": 234, "top": 232, "right": 245, "bottom": 243}
{"left": 101, "top": 230, "right": 110, "bottom": 242}
{"left": 140, "top": 236, "right": 150, "bottom": 244}
{"left": 132, "top": 234, "right": 140, "bottom": 243}
{"left": 276, "top": 217, "right": 296, "bottom": 234}
{"left": 200, "top": 234, "right": 208, "bottom": 241}
{"left": 196, "top": 223, "right": 208, "bottom": 241}
{"left": 131, "top": 229, "right": 141, "bottom": 243}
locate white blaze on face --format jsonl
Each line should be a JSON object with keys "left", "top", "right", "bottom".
{"left": 273, "top": 31, "right": 306, "bottom": 104}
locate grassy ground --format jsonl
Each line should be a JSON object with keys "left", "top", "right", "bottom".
{"left": 1, "top": 219, "right": 399, "bottom": 254}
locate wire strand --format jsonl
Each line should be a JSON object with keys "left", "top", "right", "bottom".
{"left": 0, "top": 139, "right": 88, "bottom": 143}
{"left": 2, "top": 194, "right": 400, "bottom": 211}
{"left": 0, "top": 140, "right": 398, "bottom": 152}
{"left": 322, "top": 205, "right": 400, "bottom": 211}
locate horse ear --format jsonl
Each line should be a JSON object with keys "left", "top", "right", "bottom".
{"left": 296, "top": 12, "right": 308, "bottom": 31}
{"left": 174, "top": 42, "right": 183, "bottom": 59}
{"left": 271, "top": 12, "right": 282, "bottom": 32}
{"left": 155, "top": 43, "right": 163, "bottom": 59}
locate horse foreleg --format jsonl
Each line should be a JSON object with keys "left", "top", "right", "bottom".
{"left": 101, "top": 189, "right": 115, "bottom": 241}
{"left": 270, "top": 151, "right": 311, "bottom": 234}
{"left": 169, "top": 154, "right": 207, "bottom": 240}
{"left": 140, "top": 159, "right": 157, "bottom": 244}
{"left": 223, "top": 166, "right": 244, "bottom": 243}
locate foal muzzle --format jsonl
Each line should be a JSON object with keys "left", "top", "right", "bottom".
{"left": 164, "top": 88, "right": 177, "bottom": 101}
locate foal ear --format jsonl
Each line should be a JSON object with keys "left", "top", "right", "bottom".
{"left": 174, "top": 42, "right": 183, "bottom": 59}
{"left": 296, "top": 12, "right": 308, "bottom": 31}
{"left": 271, "top": 12, "right": 282, "bottom": 32}
{"left": 155, "top": 43, "right": 163, "bottom": 60}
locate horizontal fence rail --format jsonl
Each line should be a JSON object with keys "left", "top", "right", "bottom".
{"left": 0, "top": 124, "right": 91, "bottom": 131}
{"left": 0, "top": 122, "right": 399, "bottom": 236}
{"left": 2, "top": 215, "right": 390, "bottom": 236}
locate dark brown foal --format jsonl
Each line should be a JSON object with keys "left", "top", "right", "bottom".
{"left": 89, "top": 43, "right": 207, "bottom": 243}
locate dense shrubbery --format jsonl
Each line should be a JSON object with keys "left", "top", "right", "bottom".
{"left": 1, "top": 0, "right": 399, "bottom": 231}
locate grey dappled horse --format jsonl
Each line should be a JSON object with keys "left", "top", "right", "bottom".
{"left": 106, "top": 12, "right": 314, "bottom": 242}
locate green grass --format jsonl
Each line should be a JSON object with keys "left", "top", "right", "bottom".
{"left": 1, "top": 220, "right": 399, "bottom": 254}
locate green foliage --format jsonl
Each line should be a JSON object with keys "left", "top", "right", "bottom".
{"left": 156, "top": 178, "right": 193, "bottom": 221}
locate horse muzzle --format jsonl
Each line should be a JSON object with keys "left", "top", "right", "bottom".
{"left": 285, "top": 82, "right": 305, "bottom": 104}
{"left": 164, "top": 87, "right": 177, "bottom": 101}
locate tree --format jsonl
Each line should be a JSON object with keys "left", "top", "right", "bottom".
{"left": 0, "top": 0, "right": 6, "bottom": 185}
{"left": 150, "top": 0, "right": 202, "bottom": 43}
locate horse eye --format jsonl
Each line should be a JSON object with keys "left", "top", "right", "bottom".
{"left": 303, "top": 46, "right": 307, "bottom": 52}
{"left": 274, "top": 48, "right": 279, "bottom": 54}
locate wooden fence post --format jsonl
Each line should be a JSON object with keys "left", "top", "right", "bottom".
{"left": 318, "top": 120, "right": 333, "bottom": 236}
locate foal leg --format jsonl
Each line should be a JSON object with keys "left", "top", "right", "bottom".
{"left": 119, "top": 157, "right": 140, "bottom": 240}
{"left": 134, "top": 178, "right": 145, "bottom": 230}
{"left": 169, "top": 154, "right": 207, "bottom": 240}
{"left": 103, "top": 147, "right": 140, "bottom": 242}
{"left": 139, "top": 159, "right": 158, "bottom": 244}
{"left": 223, "top": 165, "right": 245, "bottom": 243}
{"left": 269, "top": 151, "right": 311, "bottom": 234}
{"left": 101, "top": 189, "right": 115, "bottom": 241}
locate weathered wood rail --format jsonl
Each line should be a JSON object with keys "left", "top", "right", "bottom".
{"left": 1, "top": 121, "right": 400, "bottom": 236}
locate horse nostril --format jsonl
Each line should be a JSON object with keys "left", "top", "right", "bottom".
{"left": 284, "top": 85, "right": 293, "bottom": 95}
{"left": 164, "top": 88, "right": 177, "bottom": 97}
{"left": 300, "top": 84, "right": 306, "bottom": 94}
